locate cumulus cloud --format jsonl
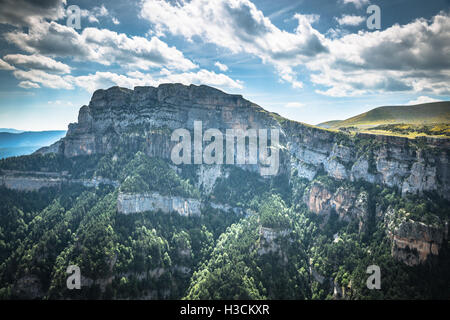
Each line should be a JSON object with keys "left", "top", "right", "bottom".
{"left": 13, "top": 69, "right": 73, "bottom": 89}
{"left": 18, "top": 81, "right": 40, "bottom": 89}
{"left": 140, "top": 0, "right": 449, "bottom": 96}
{"left": 1, "top": 0, "right": 447, "bottom": 99}
{"left": 157, "top": 69, "right": 243, "bottom": 89}
{"left": 66, "top": 68, "right": 242, "bottom": 93}
{"left": 82, "top": 28, "right": 197, "bottom": 71}
{"left": 5, "top": 21, "right": 197, "bottom": 71}
{"left": 3, "top": 54, "right": 71, "bottom": 73}
{"left": 335, "top": 15, "right": 365, "bottom": 26}
{"left": 0, "top": 58, "right": 15, "bottom": 71}
{"left": 214, "top": 61, "right": 228, "bottom": 71}
{"left": 140, "top": 0, "right": 328, "bottom": 89}
{"left": 340, "top": 0, "right": 370, "bottom": 9}
{"left": 407, "top": 96, "right": 441, "bottom": 105}
{"left": 81, "top": 4, "right": 120, "bottom": 26}
{"left": 0, "top": 0, "right": 66, "bottom": 26}
{"left": 4, "top": 21, "right": 90, "bottom": 57}
{"left": 9, "top": 67, "right": 242, "bottom": 93}
{"left": 307, "top": 12, "right": 450, "bottom": 96}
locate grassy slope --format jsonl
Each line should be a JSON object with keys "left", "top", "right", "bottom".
{"left": 318, "top": 101, "right": 450, "bottom": 129}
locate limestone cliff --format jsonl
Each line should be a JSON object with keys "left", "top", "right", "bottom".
{"left": 36, "top": 84, "right": 449, "bottom": 201}
{"left": 4, "top": 83, "right": 450, "bottom": 267}
{"left": 304, "top": 181, "right": 369, "bottom": 232}
{"left": 384, "top": 207, "right": 448, "bottom": 266}
{"left": 117, "top": 192, "right": 201, "bottom": 216}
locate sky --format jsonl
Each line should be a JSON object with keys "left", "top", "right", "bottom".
{"left": 0, "top": 0, "right": 449, "bottom": 131}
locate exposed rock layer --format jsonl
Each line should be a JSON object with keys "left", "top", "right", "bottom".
{"left": 35, "top": 84, "right": 449, "bottom": 200}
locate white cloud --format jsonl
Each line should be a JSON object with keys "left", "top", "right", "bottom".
{"left": 1, "top": 0, "right": 447, "bottom": 100}
{"left": 335, "top": 15, "right": 365, "bottom": 26}
{"left": 18, "top": 80, "right": 40, "bottom": 89}
{"left": 81, "top": 4, "right": 120, "bottom": 26}
{"left": 69, "top": 69, "right": 242, "bottom": 93}
{"left": 140, "top": 0, "right": 328, "bottom": 89}
{"left": 5, "top": 21, "right": 197, "bottom": 71}
{"left": 407, "top": 96, "right": 441, "bottom": 105}
{"left": 140, "top": 1, "right": 449, "bottom": 96}
{"left": 0, "top": 0, "right": 66, "bottom": 27}
{"left": 87, "top": 15, "right": 99, "bottom": 23}
{"left": 67, "top": 71, "right": 153, "bottom": 93}
{"left": 81, "top": 28, "right": 197, "bottom": 71}
{"left": 10, "top": 67, "right": 242, "bottom": 93}
{"left": 285, "top": 102, "right": 305, "bottom": 108}
{"left": 0, "top": 58, "right": 15, "bottom": 71}
{"left": 4, "top": 21, "right": 91, "bottom": 57}
{"left": 308, "top": 12, "right": 450, "bottom": 96}
{"left": 95, "top": 5, "right": 108, "bottom": 17}
{"left": 214, "top": 61, "right": 228, "bottom": 72}
{"left": 157, "top": 69, "right": 243, "bottom": 89}
{"left": 13, "top": 69, "right": 73, "bottom": 89}
{"left": 4, "top": 54, "right": 71, "bottom": 73}
{"left": 341, "top": 0, "right": 370, "bottom": 9}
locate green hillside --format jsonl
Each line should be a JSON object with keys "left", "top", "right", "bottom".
{"left": 318, "top": 101, "right": 450, "bottom": 129}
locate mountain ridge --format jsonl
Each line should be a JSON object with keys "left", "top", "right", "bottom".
{"left": 317, "top": 101, "right": 450, "bottom": 129}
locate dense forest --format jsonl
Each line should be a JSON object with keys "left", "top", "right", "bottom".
{"left": 0, "top": 150, "right": 448, "bottom": 299}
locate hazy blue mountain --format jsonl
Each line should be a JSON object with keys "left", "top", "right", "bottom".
{"left": 0, "top": 128, "right": 24, "bottom": 133}
{"left": 0, "top": 130, "right": 66, "bottom": 159}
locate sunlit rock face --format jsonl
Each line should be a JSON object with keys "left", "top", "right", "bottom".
{"left": 29, "top": 83, "right": 450, "bottom": 267}
{"left": 384, "top": 207, "right": 449, "bottom": 266}
{"left": 304, "top": 182, "right": 369, "bottom": 232}
{"left": 117, "top": 192, "right": 201, "bottom": 216}
{"left": 37, "top": 84, "right": 449, "bottom": 200}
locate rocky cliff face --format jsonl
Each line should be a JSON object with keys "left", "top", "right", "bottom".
{"left": 117, "top": 192, "right": 202, "bottom": 216}
{"left": 283, "top": 122, "right": 450, "bottom": 201}
{"left": 48, "top": 84, "right": 279, "bottom": 158}
{"left": 384, "top": 207, "right": 448, "bottom": 266}
{"left": 0, "top": 170, "right": 118, "bottom": 191}
{"left": 304, "top": 181, "right": 369, "bottom": 232}
{"left": 8, "top": 84, "right": 450, "bottom": 266}
{"left": 38, "top": 84, "right": 449, "bottom": 201}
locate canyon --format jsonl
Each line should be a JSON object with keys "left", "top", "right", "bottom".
{"left": 2, "top": 84, "right": 449, "bottom": 268}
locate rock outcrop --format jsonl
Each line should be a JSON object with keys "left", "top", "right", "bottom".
{"left": 0, "top": 170, "right": 118, "bottom": 191}
{"left": 304, "top": 182, "right": 369, "bottom": 231}
{"left": 385, "top": 207, "right": 449, "bottom": 266}
{"left": 257, "top": 227, "right": 291, "bottom": 259}
{"left": 283, "top": 122, "right": 450, "bottom": 201}
{"left": 35, "top": 84, "right": 449, "bottom": 201}
{"left": 117, "top": 192, "right": 201, "bottom": 216}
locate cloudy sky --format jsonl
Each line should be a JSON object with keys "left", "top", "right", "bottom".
{"left": 0, "top": 0, "right": 449, "bottom": 130}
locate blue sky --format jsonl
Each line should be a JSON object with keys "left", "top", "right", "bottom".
{"left": 0, "top": 0, "right": 449, "bottom": 131}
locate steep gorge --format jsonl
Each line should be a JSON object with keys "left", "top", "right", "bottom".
{"left": 1, "top": 84, "right": 449, "bottom": 276}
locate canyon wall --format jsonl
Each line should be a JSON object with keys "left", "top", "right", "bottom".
{"left": 117, "top": 192, "right": 202, "bottom": 216}
{"left": 5, "top": 84, "right": 450, "bottom": 266}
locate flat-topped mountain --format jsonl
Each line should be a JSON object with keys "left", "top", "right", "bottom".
{"left": 36, "top": 84, "right": 449, "bottom": 200}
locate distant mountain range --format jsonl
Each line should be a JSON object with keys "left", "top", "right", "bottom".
{"left": 317, "top": 101, "right": 450, "bottom": 129}
{"left": 0, "top": 128, "right": 25, "bottom": 134}
{"left": 0, "top": 130, "right": 66, "bottom": 159}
